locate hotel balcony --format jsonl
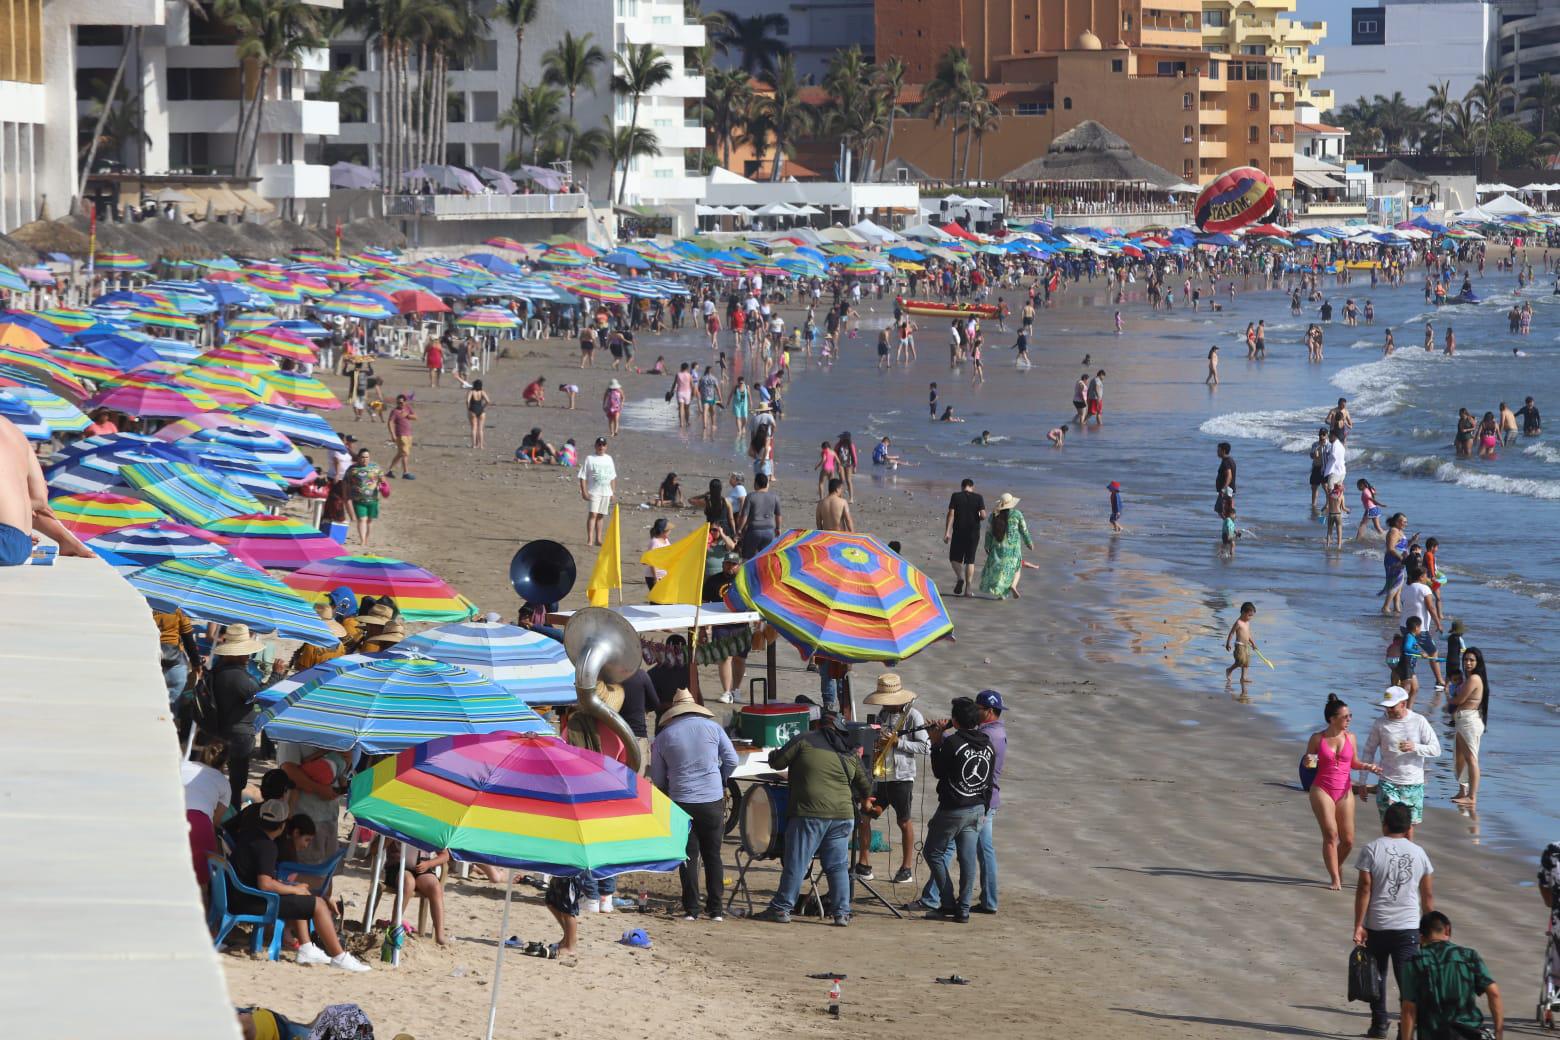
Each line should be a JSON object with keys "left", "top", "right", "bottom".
{"left": 385, "top": 192, "right": 589, "bottom": 221}
{"left": 1199, "top": 137, "right": 1229, "bottom": 159}
{"left": 1199, "top": 103, "right": 1227, "bottom": 125}
{"left": 168, "top": 99, "right": 339, "bottom": 137}
{"left": 622, "top": 17, "right": 705, "bottom": 49}
{"left": 651, "top": 73, "right": 706, "bottom": 99}
{"left": 257, "top": 162, "right": 331, "bottom": 200}
{"left": 646, "top": 118, "right": 706, "bottom": 151}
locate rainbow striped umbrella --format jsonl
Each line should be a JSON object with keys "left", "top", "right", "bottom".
{"left": 94, "top": 251, "right": 151, "bottom": 272}
{"left": 126, "top": 557, "right": 339, "bottom": 645}
{"left": 48, "top": 491, "right": 168, "bottom": 539}
{"left": 0, "top": 385, "right": 90, "bottom": 433}
{"left": 0, "top": 264, "right": 29, "bottom": 293}
{"left": 0, "top": 390, "right": 49, "bottom": 440}
{"left": 257, "top": 369, "right": 340, "bottom": 410}
{"left": 726, "top": 529, "right": 952, "bottom": 663}
{"left": 0, "top": 348, "right": 91, "bottom": 398}
{"left": 244, "top": 278, "right": 307, "bottom": 304}
{"left": 348, "top": 732, "right": 689, "bottom": 877}
{"left": 194, "top": 346, "right": 279, "bottom": 373}
{"left": 396, "top": 621, "right": 577, "bottom": 706}
{"left": 226, "top": 311, "right": 283, "bottom": 333}
{"left": 231, "top": 403, "right": 346, "bottom": 451}
{"left": 285, "top": 554, "right": 478, "bottom": 622}
{"left": 316, "top": 290, "right": 395, "bottom": 320}
{"left": 89, "top": 520, "right": 236, "bottom": 568}
{"left": 83, "top": 383, "right": 216, "bottom": 418}
{"left": 199, "top": 512, "right": 346, "bottom": 570}
{"left": 484, "top": 237, "right": 529, "bottom": 252}
{"left": 454, "top": 306, "right": 521, "bottom": 330}
{"left": 120, "top": 460, "right": 265, "bottom": 524}
{"left": 176, "top": 366, "right": 279, "bottom": 406}
{"left": 256, "top": 657, "right": 552, "bottom": 755}
{"left": 229, "top": 329, "right": 319, "bottom": 364}
{"left": 126, "top": 309, "right": 200, "bottom": 333}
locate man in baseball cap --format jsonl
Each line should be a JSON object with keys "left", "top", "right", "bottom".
{"left": 1361, "top": 685, "right": 1441, "bottom": 826}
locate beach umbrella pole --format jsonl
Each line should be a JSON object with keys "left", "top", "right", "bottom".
{"left": 484, "top": 873, "right": 516, "bottom": 1040}
{"left": 391, "top": 842, "right": 406, "bottom": 966}
{"left": 362, "top": 835, "right": 387, "bottom": 932}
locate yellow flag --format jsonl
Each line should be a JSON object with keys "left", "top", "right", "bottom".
{"left": 586, "top": 505, "right": 621, "bottom": 607}
{"left": 641, "top": 522, "right": 709, "bottom": 605}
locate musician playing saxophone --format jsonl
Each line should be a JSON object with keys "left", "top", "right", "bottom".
{"left": 855, "top": 673, "right": 929, "bottom": 885}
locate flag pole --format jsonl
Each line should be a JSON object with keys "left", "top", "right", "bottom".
{"left": 688, "top": 529, "right": 709, "bottom": 699}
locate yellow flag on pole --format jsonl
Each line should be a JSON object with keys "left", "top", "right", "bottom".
{"left": 586, "top": 505, "right": 621, "bottom": 607}
{"left": 641, "top": 523, "right": 710, "bottom": 605}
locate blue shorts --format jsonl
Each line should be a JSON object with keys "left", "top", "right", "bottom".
{"left": 0, "top": 522, "right": 32, "bottom": 566}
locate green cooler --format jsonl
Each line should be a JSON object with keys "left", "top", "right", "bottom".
{"left": 737, "top": 703, "right": 812, "bottom": 748}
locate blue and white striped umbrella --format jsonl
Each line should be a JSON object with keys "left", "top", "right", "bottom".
{"left": 0, "top": 390, "right": 49, "bottom": 441}
{"left": 232, "top": 403, "right": 346, "bottom": 452}
{"left": 394, "top": 620, "right": 577, "bottom": 706}
{"left": 89, "top": 520, "right": 235, "bottom": 568}
{"left": 127, "top": 557, "right": 339, "bottom": 645}
{"left": 255, "top": 655, "right": 553, "bottom": 755}
{"left": 1, "top": 385, "right": 90, "bottom": 434}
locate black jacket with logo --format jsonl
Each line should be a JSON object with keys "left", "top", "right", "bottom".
{"left": 930, "top": 727, "right": 995, "bottom": 810}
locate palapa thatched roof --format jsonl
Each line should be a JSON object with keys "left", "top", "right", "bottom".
{"left": 999, "top": 120, "right": 1181, "bottom": 188}
{"left": 194, "top": 219, "right": 261, "bottom": 259}
{"left": 8, "top": 219, "right": 92, "bottom": 257}
{"left": 338, "top": 218, "right": 407, "bottom": 252}
{"left": 132, "top": 216, "right": 216, "bottom": 261}
{"left": 0, "top": 233, "right": 36, "bottom": 266}
{"left": 1377, "top": 159, "right": 1427, "bottom": 183}
{"left": 266, "top": 219, "right": 329, "bottom": 252}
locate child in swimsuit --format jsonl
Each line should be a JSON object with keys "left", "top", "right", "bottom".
{"left": 1355, "top": 478, "right": 1384, "bottom": 537}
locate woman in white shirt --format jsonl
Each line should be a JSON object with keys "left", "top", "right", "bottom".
{"left": 181, "top": 741, "right": 230, "bottom": 888}
{"left": 645, "top": 518, "right": 671, "bottom": 591}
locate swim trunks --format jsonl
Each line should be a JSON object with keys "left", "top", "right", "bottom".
{"left": 1232, "top": 644, "right": 1251, "bottom": 668}
{"left": 1375, "top": 778, "right": 1424, "bottom": 823}
{"left": 0, "top": 522, "right": 32, "bottom": 566}
{"left": 352, "top": 500, "right": 380, "bottom": 520}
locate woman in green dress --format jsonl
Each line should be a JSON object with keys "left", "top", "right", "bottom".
{"left": 979, "top": 492, "right": 1033, "bottom": 598}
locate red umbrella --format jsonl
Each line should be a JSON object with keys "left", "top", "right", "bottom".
{"left": 391, "top": 289, "right": 450, "bottom": 315}
{"left": 1245, "top": 223, "right": 1291, "bottom": 237}
{"left": 940, "top": 222, "right": 980, "bottom": 242}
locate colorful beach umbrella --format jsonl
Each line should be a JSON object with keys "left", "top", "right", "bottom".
{"left": 256, "top": 657, "right": 552, "bottom": 754}
{"left": 396, "top": 621, "right": 577, "bottom": 706}
{"left": 257, "top": 369, "right": 341, "bottom": 410}
{"left": 0, "top": 390, "right": 49, "bottom": 440}
{"left": 89, "top": 520, "right": 236, "bottom": 567}
{"left": 727, "top": 529, "right": 952, "bottom": 663}
{"left": 286, "top": 555, "right": 478, "bottom": 622}
{"left": 229, "top": 329, "right": 319, "bottom": 364}
{"left": 231, "top": 403, "right": 347, "bottom": 452}
{"left": 391, "top": 289, "right": 450, "bottom": 315}
{"left": 176, "top": 366, "right": 279, "bottom": 406}
{"left": 193, "top": 346, "right": 279, "bottom": 373}
{"left": 82, "top": 383, "right": 216, "bottom": 419}
{"left": 0, "top": 348, "right": 90, "bottom": 397}
{"left": 199, "top": 513, "right": 346, "bottom": 570}
{"left": 126, "top": 557, "right": 339, "bottom": 645}
{"left": 348, "top": 731, "right": 688, "bottom": 876}
{"left": 48, "top": 491, "right": 168, "bottom": 539}
{"left": 120, "top": 460, "right": 265, "bottom": 525}
{"left": 316, "top": 290, "right": 396, "bottom": 320}
{"left": 454, "top": 306, "right": 521, "bottom": 330}
{"left": 94, "top": 251, "right": 151, "bottom": 272}
{"left": 1, "top": 384, "right": 90, "bottom": 434}
{"left": 126, "top": 309, "right": 200, "bottom": 333}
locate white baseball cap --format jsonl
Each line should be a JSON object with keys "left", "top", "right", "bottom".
{"left": 1375, "top": 685, "right": 1410, "bottom": 708}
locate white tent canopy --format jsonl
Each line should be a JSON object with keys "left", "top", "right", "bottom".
{"left": 1480, "top": 193, "right": 1536, "bottom": 216}
{"left": 850, "top": 218, "right": 903, "bottom": 243}
{"left": 900, "top": 222, "right": 955, "bottom": 242}
{"left": 1476, "top": 182, "right": 1516, "bottom": 193}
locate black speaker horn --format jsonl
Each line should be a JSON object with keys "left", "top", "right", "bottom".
{"left": 509, "top": 539, "right": 576, "bottom": 607}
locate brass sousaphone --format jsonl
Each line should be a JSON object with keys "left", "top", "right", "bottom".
{"left": 562, "top": 606, "right": 644, "bottom": 773}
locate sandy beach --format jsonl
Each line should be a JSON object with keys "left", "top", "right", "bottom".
{"left": 222, "top": 290, "right": 1550, "bottom": 1040}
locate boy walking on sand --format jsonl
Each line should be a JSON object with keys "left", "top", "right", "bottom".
{"left": 1225, "top": 602, "right": 1258, "bottom": 685}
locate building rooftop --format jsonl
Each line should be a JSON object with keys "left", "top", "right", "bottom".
{"left": 0, "top": 557, "right": 238, "bottom": 1039}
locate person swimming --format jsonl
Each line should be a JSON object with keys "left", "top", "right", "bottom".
{"left": 939, "top": 406, "right": 965, "bottom": 423}
{"left": 972, "top": 430, "right": 990, "bottom": 446}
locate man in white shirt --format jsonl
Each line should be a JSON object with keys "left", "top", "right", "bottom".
{"left": 724, "top": 472, "right": 747, "bottom": 518}
{"left": 1361, "top": 685, "right": 1441, "bottom": 826}
{"left": 578, "top": 437, "right": 616, "bottom": 547}
{"left": 1323, "top": 431, "right": 1348, "bottom": 488}
{"left": 1398, "top": 574, "right": 1445, "bottom": 691}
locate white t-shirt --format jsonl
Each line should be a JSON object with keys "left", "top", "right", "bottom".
{"left": 327, "top": 449, "right": 352, "bottom": 482}
{"left": 1324, "top": 439, "right": 1347, "bottom": 481}
{"left": 181, "top": 760, "right": 229, "bottom": 817}
{"left": 726, "top": 483, "right": 748, "bottom": 516}
{"left": 1356, "top": 836, "right": 1433, "bottom": 930}
{"left": 1399, "top": 582, "right": 1434, "bottom": 630}
{"left": 580, "top": 453, "right": 617, "bottom": 497}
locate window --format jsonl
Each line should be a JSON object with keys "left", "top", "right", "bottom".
{"left": 1240, "top": 45, "right": 1265, "bottom": 55}
{"left": 281, "top": 135, "right": 294, "bottom": 163}
{"left": 1202, "top": 9, "right": 1226, "bottom": 27}
{"left": 1184, "top": 158, "right": 1195, "bottom": 176}
{"left": 1248, "top": 91, "right": 1260, "bottom": 110}
{"left": 471, "top": 91, "right": 499, "bottom": 122}
{"left": 446, "top": 143, "right": 465, "bottom": 165}
{"left": 331, "top": 46, "right": 366, "bottom": 71}
{"left": 1112, "top": 58, "right": 1123, "bottom": 72}
{"left": 76, "top": 26, "right": 126, "bottom": 45}
{"left": 474, "top": 40, "right": 499, "bottom": 71}
{"left": 1182, "top": 92, "right": 1193, "bottom": 109}
{"left": 1248, "top": 126, "right": 1259, "bottom": 143}
{"left": 1063, "top": 97, "right": 1072, "bottom": 110}
{"left": 166, "top": 67, "right": 241, "bottom": 102}
{"left": 169, "top": 133, "right": 213, "bottom": 172}
{"left": 1229, "top": 63, "right": 1243, "bottom": 81}
{"left": 896, "top": 167, "right": 910, "bottom": 184}
{"left": 1157, "top": 60, "right": 1187, "bottom": 77}
{"left": 1014, "top": 102, "right": 1049, "bottom": 115}
{"left": 470, "top": 143, "right": 500, "bottom": 169}
{"left": 1184, "top": 125, "right": 1194, "bottom": 143}
{"left": 447, "top": 93, "right": 467, "bottom": 123}
{"left": 1209, "top": 60, "right": 1220, "bottom": 80}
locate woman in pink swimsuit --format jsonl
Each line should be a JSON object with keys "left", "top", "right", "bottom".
{"left": 1304, "top": 694, "right": 1382, "bottom": 890}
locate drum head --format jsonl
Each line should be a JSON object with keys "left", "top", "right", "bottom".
{"left": 739, "top": 783, "right": 781, "bottom": 860}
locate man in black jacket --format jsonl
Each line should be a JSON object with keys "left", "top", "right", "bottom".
{"left": 208, "top": 624, "right": 263, "bottom": 808}
{"left": 921, "top": 697, "right": 995, "bottom": 923}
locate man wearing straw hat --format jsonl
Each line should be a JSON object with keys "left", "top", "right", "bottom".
{"left": 209, "top": 624, "right": 264, "bottom": 809}
{"left": 651, "top": 690, "right": 738, "bottom": 921}
{"left": 855, "top": 674, "right": 928, "bottom": 885}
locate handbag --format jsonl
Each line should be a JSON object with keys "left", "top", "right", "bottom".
{"left": 1348, "top": 944, "right": 1381, "bottom": 1004}
{"left": 1298, "top": 754, "right": 1318, "bottom": 792}
{"left": 378, "top": 479, "right": 392, "bottom": 498}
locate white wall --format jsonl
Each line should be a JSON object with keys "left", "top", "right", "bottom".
{"left": 1320, "top": 1, "right": 1496, "bottom": 107}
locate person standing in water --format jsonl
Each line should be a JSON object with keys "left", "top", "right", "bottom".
{"left": 1449, "top": 646, "right": 1489, "bottom": 806}
{"left": 1224, "top": 601, "right": 1258, "bottom": 687}
{"left": 1071, "top": 372, "right": 1089, "bottom": 424}
{"left": 1206, "top": 345, "right": 1219, "bottom": 386}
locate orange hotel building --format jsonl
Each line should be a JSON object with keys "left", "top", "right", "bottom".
{"left": 875, "top": 0, "right": 1296, "bottom": 191}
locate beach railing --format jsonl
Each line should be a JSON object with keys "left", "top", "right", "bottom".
{"left": 385, "top": 193, "right": 589, "bottom": 220}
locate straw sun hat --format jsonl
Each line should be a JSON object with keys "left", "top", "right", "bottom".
{"left": 863, "top": 673, "right": 915, "bottom": 706}
{"left": 213, "top": 624, "right": 263, "bottom": 657}
{"left": 659, "top": 688, "right": 714, "bottom": 724}
{"left": 994, "top": 492, "right": 1021, "bottom": 511}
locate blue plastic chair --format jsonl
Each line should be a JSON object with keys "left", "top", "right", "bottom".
{"left": 278, "top": 848, "right": 348, "bottom": 899}
{"left": 206, "top": 855, "right": 284, "bottom": 961}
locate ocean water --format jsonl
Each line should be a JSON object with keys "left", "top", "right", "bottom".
{"left": 630, "top": 272, "right": 1558, "bottom": 854}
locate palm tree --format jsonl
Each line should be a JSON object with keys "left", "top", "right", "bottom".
{"left": 542, "top": 30, "right": 607, "bottom": 162}
{"left": 1466, "top": 73, "right": 1514, "bottom": 163}
{"left": 1523, "top": 72, "right": 1560, "bottom": 138}
{"left": 701, "top": 66, "right": 751, "bottom": 170}
{"left": 968, "top": 97, "right": 999, "bottom": 183}
{"left": 309, "top": 66, "right": 367, "bottom": 155}
{"left": 611, "top": 43, "right": 673, "bottom": 203}
{"left": 605, "top": 123, "right": 661, "bottom": 205}
{"left": 1371, "top": 91, "right": 1422, "bottom": 151}
{"left": 219, "top": 0, "right": 325, "bottom": 176}
{"left": 78, "top": 27, "right": 139, "bottom": 188}
{"left": 922, "top": 46, "right": 972, "bottom": 182}
{"left": 1335, "top": 95, "right": 1382, "bottom": 152}
{"left": 716, "top": 11, "right": 789, "bottom": 77}
{"left": 823, "top": 46, "right": 869, "bottom": 180}
{"left": 497, "top": 83, "right": 565, "bottom": 165}
{"left": 1442, "top": 101, "right": 1476, "bottom": 156}
{"left": 684, "top": 2, "right": 728, "bottom": 72}
{"left": 873, "top": 56, "right": 906, "bottom": 180}
{"left": 495, "top": 0, "right": 540, "bottom": 157}
{"left": 756, "top": 54, "right": 813, "bottom": 181}
{"left": 1425, "top": 80, "right": 1453, "bottom": 153}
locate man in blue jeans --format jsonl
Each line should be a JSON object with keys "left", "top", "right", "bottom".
{"left": 910, "top": 689, "right": 1006, "bottom": 914}
{"left": 920, "top": 696, "right": 995, "bottom": 923}
{"left": 753, "top": 713, "right": 871, "bottom": 926}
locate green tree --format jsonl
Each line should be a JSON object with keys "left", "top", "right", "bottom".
{"left": 756, "top": 54, "right": 814, "bottom": 181}
{"left": 968, "top": 96, "right": 999, "bottom": 183}
{"left": 219, "top": 0, "right": 325, "bottom": 176}
{"left": 922, "top": 46, "right": 973, "bottom": 182}
{"left": 309, "top": 67, "right": 367, "bottom": 155}
{"left": 498, "top": 83, "right": 565, "bottom": 165}
{"left": 1371, "top": 91, "right": 1423, "bottom": 151}
{"left": 542, "top": 30, "right": 607, "bottom": 162}
{"left": 1425, "top": 80, "right": 1454, "bottom": 153}
{"left": 823, "top": 46, "right": 871, "bottom": 181}
{"left": 495, "top": 0, "right": 540, "bottom": 157}
{"left": 605, "top": 122, "right": 661, "bottom": 206}
{"left": 1483, "top": 119, "right": 1536, "bottom": 168}
{"left": 1465, "top": 73, "right": 1515, "bottom": 164}
{"left": 701, "top": 66, "right": 752, "bottom": 170}
{"left": 873, "top": 56, "right": 907, "bottom": 180}
{"left": 612, "top": 43, "right": 673, "bottom": 203}
{"left": 1522, "top": 72, "right": 1560, "bottom": 138}
{"left": 715, "top": 11, "right": 789, "bottom": 77}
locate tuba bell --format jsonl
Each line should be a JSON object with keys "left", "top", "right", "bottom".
{"left": 509, "top": 539, "right": 576, "bottom": 607}
{"left": 562, "top": 606, "right": 644, "bottom": 773}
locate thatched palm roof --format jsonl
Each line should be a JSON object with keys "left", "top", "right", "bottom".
{"left": 266, "top": 219, "right": 329, "bottom": 251}
{"left": 195, "top": 220, "right": 261, "bottom": 259}
{"left": 0, "top": 233, "right": 36, "bottom": 266}
{"left": 999, "top": 120, "right": 1181, "bottom": 187}
{"left": 1377, "top": 159, "right": 1426, "bottom": 182}
{"left": 338, "top": 218, "right": 408, "bottom": 252}
{"left": 8, "top": 219, "right": 92, "bottom": 257}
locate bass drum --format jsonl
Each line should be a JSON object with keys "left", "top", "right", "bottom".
{"left": 737, "top": 782, "right": 789, "bottom": 861}
{"left": 724, "top": 779, "right": 742, "bottom": 835}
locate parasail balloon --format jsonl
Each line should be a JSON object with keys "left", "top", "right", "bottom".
{"left": 1194, "top": 166, "right": 1278, "bottom": 233}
